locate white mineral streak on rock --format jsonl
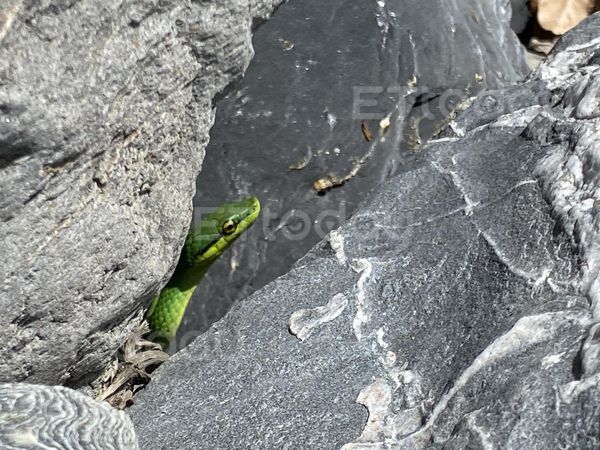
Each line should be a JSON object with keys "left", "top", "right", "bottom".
{"left": 381, "top": 350, "right": 396, "bottom": 366}
{"left": 431, "top": 160, "right": 478, "bottom": 215}
{"left": 342, "top": 257, "right": 427, "bottom": 449}
{"left": 288, "top": 293, "right": 349, "bottom": 341}
{"left": 0, "top": 383, "right": 139, "bottom": 450}
{"left": 351, "top": 258, "right": 373, "bottom": 341}
{"left": 541, "top": 351, "right": 566, "bottom": 369}
{"left": 574, "top": 73, "right": 600, "bottom": 119}
{"left": 463, "top": 411, "right": 495, "bottom": 450}
{"left": 488, "top": 105, "right": 546, "bottom": 129}
{"left": 448, "top": 120, "right": 466, "bottom": 137}
{"left": 341, "top": 377, "right": 424, "bottom": 449}
{"left": 427, "top": 137, "right": 460, "bottom": 144}
{"left": 479, "top": 229, "right": 552, "bottom": 286}
{"left": 536, "top": 35, "right": 600, "bottom": 88}
{"left": 376, "top": 327, "right": 389, "bottom": 349}
{"left": 340, "top": 378, "right": 393, "bottom": 450}
{"left": 329, "top": 230, "right": 348, "bottom": 266}
{"left": 412, "top": 312, "right": 573, "bottom": 438}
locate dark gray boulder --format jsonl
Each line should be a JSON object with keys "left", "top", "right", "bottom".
{"left": 509, "top": 0, "right": 531, "bottom": 34}
{"left": 129, "top": 13, "right": 600, "bottom": 450}
{"left": 0, "top": 0, "right": 283, "bottom": 384}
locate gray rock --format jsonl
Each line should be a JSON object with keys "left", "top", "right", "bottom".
{"left": 0, "top": 0, "right": 283, "bottom": 384}
{"left": 509, "top": 0, "right": 531, "bottom": 34}
{"left": 181, "top": 0, "right": 531, "bottom": 342}
{"left": 0, "top": 383, "right": 138, "bottom": 449}
{"left": 130, "top": 13, "right": 600, "bottom": 450}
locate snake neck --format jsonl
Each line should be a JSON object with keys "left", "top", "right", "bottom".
{"left": 167, "top": 263, "right": 211, "bottom": 291}
{"left": 144, "top": 263, "right": 212, "bottom": 347}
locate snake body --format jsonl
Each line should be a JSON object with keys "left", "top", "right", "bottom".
{"left": 145, "top": 196, "right": 260, "bottom": 347}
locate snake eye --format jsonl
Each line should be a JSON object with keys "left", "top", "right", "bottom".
{"left": 222, "top": 219, "right": 236, "bottom": 235}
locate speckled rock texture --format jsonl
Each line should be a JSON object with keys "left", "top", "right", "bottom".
{"left": 0, "top": 0, "right": 283, "bottom": 384}
{"left": 130, "top": 13, "right": 600, "bottom": 450}
{"left": 0, "top": 383, "right": 138, "bottom": 449}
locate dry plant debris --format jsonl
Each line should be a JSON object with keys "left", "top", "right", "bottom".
{"left": 94, "top": 321, "right": 169, "bottom": 409}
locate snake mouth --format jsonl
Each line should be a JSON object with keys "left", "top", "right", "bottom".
{"left": 240, "top": 196, "right": 261, "bottom": 228}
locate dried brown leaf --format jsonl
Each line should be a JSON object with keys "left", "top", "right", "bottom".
{"left": 361, "top": 121, "right": 373, "bottom": 142}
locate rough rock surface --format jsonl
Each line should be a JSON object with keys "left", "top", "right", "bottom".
{"left": 181, "top": 0, "right": 531, "bottom": 342}
{"left": 0, "top": 383, "right": 138, "bottom": 449}
{"left": 509, "top": 0, "right": 531, "bottom": 34}
{"left": 0, "top": 0, "right": 283, "bottom": 384}
{"left": 130, "top": 13, "right": 600, "bottom": 449}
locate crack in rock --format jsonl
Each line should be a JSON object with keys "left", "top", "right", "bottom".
{"left": 411, "top": 312, "right": 590, "bottom": 438}
{"left": 479, "top": 229, "right": 554, "bottom": 288}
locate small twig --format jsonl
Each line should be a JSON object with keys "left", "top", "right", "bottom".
{"left": 361, "top": 121, "right": 373, "bottom": 141}
{"left": 313, "top": 142, "right": 378, "bottom": 194}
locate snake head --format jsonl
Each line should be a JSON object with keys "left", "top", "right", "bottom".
{"left": 181, "top": 196, "right": 261, "bottom": 269}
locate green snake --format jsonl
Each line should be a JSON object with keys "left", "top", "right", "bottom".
{"left": 145, "top": 196, "right": 260, "bottom": 348}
